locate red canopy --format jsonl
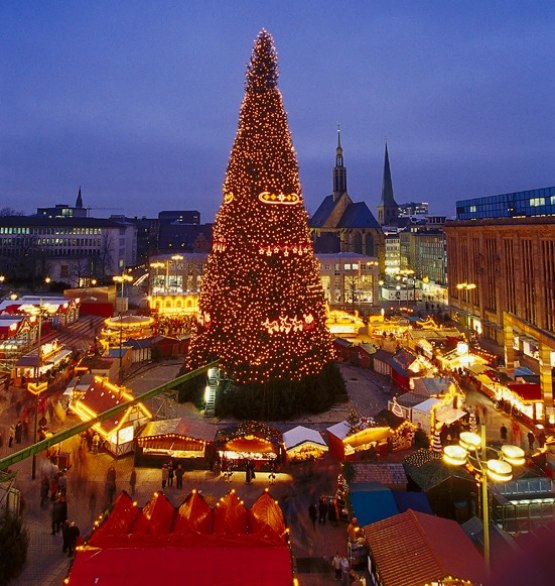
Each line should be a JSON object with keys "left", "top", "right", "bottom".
{"left": 69, "top": 490, "right": 292, "bottom": 586}
{"left": 507, "top": 382, "right": 542, "bottom": 401}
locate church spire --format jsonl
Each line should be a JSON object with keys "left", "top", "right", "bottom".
{"left": 332, "top": 125, "right": 347, "bottom": 200}
{"left": 75, "top": 186, "right": 83, "bottom": 209}
{"left": 377, "top": 142, "right": 399, "bottom": 225}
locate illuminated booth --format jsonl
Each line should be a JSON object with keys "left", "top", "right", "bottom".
{"left": 72, "top": 376, "right": 152, "bottom": 456}
{"left": 136, "top": 417, "right": 216, "bottom": 468}
{"left": 283, "top": 425, "right": 328, "bottom": 462}
{"left": 13, "top": 340, "right": 73, "bottom": 386}
{"left": 327, "top": 419, "right": 393, "bottom": 462}
{"left": 216, "top": 422, "right": 284, "bottom": 470}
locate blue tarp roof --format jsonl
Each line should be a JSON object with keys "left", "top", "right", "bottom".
{"left": 392, "top": 491, "right": 433, "bottom": 515}
{"left": 350, "top": 482, "right": 398, "bottom": 526}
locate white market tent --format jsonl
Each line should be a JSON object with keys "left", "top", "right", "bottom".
{"left": 283, "top": 425, "right": 328, "bottom": 461}
{"left": 411, "top": 398, "right": 441, "bottom": 434}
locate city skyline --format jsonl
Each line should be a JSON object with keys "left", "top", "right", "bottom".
{"left": 2, "top": 1, "right": 554, "bottom": 221}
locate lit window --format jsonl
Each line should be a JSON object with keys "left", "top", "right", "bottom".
{"left": 530, "top": 197, "right": 545, "bottom": 207}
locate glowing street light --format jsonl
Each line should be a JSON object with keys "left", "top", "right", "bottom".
{"left": 443, "top": 425, "right": 524, "bottom": 574}
{"left": 113, "top": 273, "right": 133, "bottom": 299}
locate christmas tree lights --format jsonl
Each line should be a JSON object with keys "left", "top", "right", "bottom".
{"left": 186, "top": 30, "right": 334, "bottom": 403}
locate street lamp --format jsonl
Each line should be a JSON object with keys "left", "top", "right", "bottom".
{"left": 443, "top": 425, "right": 524, "bottom": 574}
{"left": 168, "top": 255, "right": 184, "bottom": 294}
{"left": 456, "top": 282, "right": 477, "bottom": 328}
{"left": 150, "top": 262, "right": 165, "bottom": 296}
{"left": 395, "top": 284, "right": 401, "bottom": 312}
{"left": 113, "top": 273, "right": 133, "bottom": 299}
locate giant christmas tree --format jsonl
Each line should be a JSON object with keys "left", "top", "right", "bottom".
{"left": 186, "top": 30, "right": 338, "bottom": 417}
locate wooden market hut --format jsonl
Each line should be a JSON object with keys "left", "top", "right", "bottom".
{"left": 283, "top": 425, "right": 328, "bottom": 462}
{"left": 135, "top": 417, "right": 216, "bottom": 468}
{"left": 326, "top": 420, "right": 392, "bottom": 462}
{"left": 363, "top": 510, "right": 487, "bottom": 586}
{"left": 72, "top": 376, "right": 152, "bottom": 456}
{"left": 215, "top": 422, "right": 284, "bottom": 471}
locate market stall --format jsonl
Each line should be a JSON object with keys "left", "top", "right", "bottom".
{"left": 494, "top": 382, "right": 544, "bottom": 424}
{"left": 69, "top": 490, "right": 293, "bottom": 586}
{"left": 327, "top": 419, "right": 392, "bottom": 461}
{"left": 215, "top": 421, "right": 284, "bottom": 470}
{"left": 13, "top": 340, "right": 73, "bottom": 386}
{"left": 136, "top": 417, "right": 216, "bottom": 467}
{"left": 283, "top": 425, "right": 328, "bottom": 462}
{"left": 72, "top": 376, "right": 152, "bottom": 456}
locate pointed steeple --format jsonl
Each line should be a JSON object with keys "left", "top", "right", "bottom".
{"left": 377, "top": 143, "right": 399, "bottom": 225}
{"left": 75, "top": 186, "right": 83, "bottom": 209}
{"left": 332, "top": 125, "right": 347, "bottom": 200}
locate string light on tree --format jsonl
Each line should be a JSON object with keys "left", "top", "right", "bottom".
{"left": 186, "top": 29, "right": 334, "bottom": 396}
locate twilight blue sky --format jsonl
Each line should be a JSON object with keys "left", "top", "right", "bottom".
{"left": 1, "top": 1, "right": 554, "bottom": 221}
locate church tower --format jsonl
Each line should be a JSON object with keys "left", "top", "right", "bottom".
{"left": 377, "top": 143, "right": 399, "bottom": 226}
{"left": 75, "top": 186, "right": 84, "bottom": 209}
{"left": 332, "top": 126, "right": 347, "bottom": 201}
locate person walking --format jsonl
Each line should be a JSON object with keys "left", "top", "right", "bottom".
{"left": 61, "top": 520, "right": 71, "bottom": 554}
{"left": 14, "top": 420, "right": 22, "bottom": 444}
{"left": 308, "top": 503, "right": 317, "bottom": 529}
{"left": 8, "top": 424, "right": 15, "bottom": 448}
{"left": 332, "top": 553, "right": 342, "bottom": 581}
{"left": 106, "top": 465, "right": 116, "bottom": 504}
{"left": 500, "top": 424, "right": 508, "bottom": 442}
{"left": 527, "top": 431, "right": 536, "bottom": 452}
{"left": 167, "top": 461, "right": 174, "bottom": 488}
{"left": 129, "top": 468, "right": 137, "bottom": 497}
{"left": 161, "top": 464, "right": 168, "bottom": 489}
{"left": 66, "top": 521, "right": 80, "bottom": 557}
{"left": 175, "top": 464, "right": 184, "bottom": 490}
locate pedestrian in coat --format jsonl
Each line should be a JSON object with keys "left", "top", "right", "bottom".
{"left": 14, "top": 420, "right": 22, "bottom": 444}
{"left": 67, "top": 521, "right": 80, "bottom": 557}
{"left": 175, "top": 464, "right": 184, "bottom": 490}
{"left": 161, "top": 464, "right": 168, "bottom": 489}
{"left": 40, "top": 475, "right": 50, "bottom": 508}
{"left": 328, "top": 498, "right": 338, "bottom": 526}
{"left": 308, "top": 503, "right": 317, "bottom": 528}
{"left": 129, "top": 468, "right": 137, "bottom": 497}
{"left": 332, "top": 553, "right": 342, "bottom": 580}
{"left": 51, "top": 495, "right": 67, "bottom": 535}
{"left": 8, "top": 424, "right": 15, "bottom": 448}
{"left": 528, "top": 431, "right": 536, "bottom": 452}
{"left": 167, "top": 461, "right": 174, "bottom": 487}
{"left": 61, "top": 520, "right": 71, "bottom": 553}
{"left": 500, "top": 424, "right": 508, "bottom": 442}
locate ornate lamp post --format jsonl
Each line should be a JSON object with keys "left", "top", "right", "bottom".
{"left": 150, "top": 262, "right": 165, "bottom": 296}
{"left": 443, "top": 425, "right": 525, "bottom": 574}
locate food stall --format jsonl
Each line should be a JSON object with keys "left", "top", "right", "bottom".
{"left": 283, "top": 425, "right": 328, "bottom": 462}
{"left": 72, "top": 376, "right": 152, "bottom": 456}
{"left": 215, "top": 421, "right": 284, "bottom": 471}
{"left": 136, "top": 417, "right": 216, "bottom": 467}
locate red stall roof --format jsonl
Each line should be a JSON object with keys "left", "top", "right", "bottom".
{"left": 507, "top": 382, "right": 542, "bottom": 402}
{"left": 69, "top": 490, "right": 292, "bottom": 586}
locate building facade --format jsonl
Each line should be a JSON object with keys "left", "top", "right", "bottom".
{"left": 444, "top": 217, "right": 555, "bottom": 343}
{"left": 0, "top": 216, "right": 137, "bottom": 287}
{"left": 456, "top": 186, "right": 555, "bottom": 220}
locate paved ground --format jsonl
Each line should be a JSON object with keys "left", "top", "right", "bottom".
{"left": 0, "top": 325, "right": 536, "bottom": 586}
